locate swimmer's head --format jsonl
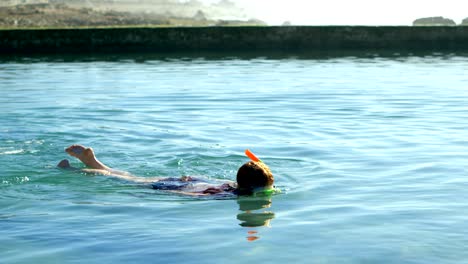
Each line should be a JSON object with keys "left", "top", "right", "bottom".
{"left": 236, "top": 161, "right": 274, "bottom": 194}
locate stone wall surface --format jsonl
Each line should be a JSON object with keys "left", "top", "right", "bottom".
{"left": 1, "top": 26, "right": 468, "bottom": 54}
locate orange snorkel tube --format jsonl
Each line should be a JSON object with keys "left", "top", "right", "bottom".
{"left": 245, "top": 149, "right": 262, "bottom": 163}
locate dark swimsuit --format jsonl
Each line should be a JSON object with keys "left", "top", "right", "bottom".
{"left": 151, "top": 176, "right": 237, "bottom": 194}
{"left": 151, "top": 177, "right": 201, "bottom": 190}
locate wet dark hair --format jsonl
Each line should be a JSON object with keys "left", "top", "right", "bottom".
{"left": 236, "top": 161, "right": 274, "bottom": 194}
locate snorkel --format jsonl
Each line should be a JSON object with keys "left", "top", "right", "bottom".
{"left": 245, "top": 149, "right": 261, "bottom": 163}
{"left": 244, "top": 149, "right": 280, "bottom": 196}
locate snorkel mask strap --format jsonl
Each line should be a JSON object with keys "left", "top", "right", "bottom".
{"left": 252, "top": 187, "right": 278, "bottom": 196}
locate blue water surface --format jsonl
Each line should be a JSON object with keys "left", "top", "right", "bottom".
{"left": 1, "top": 51, "right": 468, "bottom": 263}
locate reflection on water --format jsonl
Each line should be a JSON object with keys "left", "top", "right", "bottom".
{"left": 237, "top": 196, "right": 275, "bottom": 242}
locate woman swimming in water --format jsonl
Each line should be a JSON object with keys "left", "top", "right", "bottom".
{"left": 57, "top": 145, "right": 276, "bottom": 196}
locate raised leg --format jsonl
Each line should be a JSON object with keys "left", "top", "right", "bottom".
{"left": 65, "top": 145, "right": 109, "bottom": 170}
{"left": 60, "top": 144, "right": 161, "bottom": 183}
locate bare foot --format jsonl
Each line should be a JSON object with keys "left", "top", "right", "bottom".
{"left": 57, "top": 159, "right": 71, "bottom": 168}
{"left": 65, "top": 144, "right": 98, "bottom": 168}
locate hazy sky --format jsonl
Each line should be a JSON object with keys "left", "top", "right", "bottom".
{"left": 204, "top": 0, "right": 468, "bottom": 25}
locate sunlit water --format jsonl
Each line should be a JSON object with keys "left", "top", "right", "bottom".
{"left": 1, "top": 52, "right": 468, "bottom": 263}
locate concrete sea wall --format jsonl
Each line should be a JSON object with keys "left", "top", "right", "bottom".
{"left": 1, "top": 26, "right": 468, "bottom": 54}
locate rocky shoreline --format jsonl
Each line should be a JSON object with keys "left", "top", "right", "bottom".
{"left": 413, "top": 16, "right": 468, "bottom": 26}
{"left": 0, "top": 3, "right": 266, "bottom": 28}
